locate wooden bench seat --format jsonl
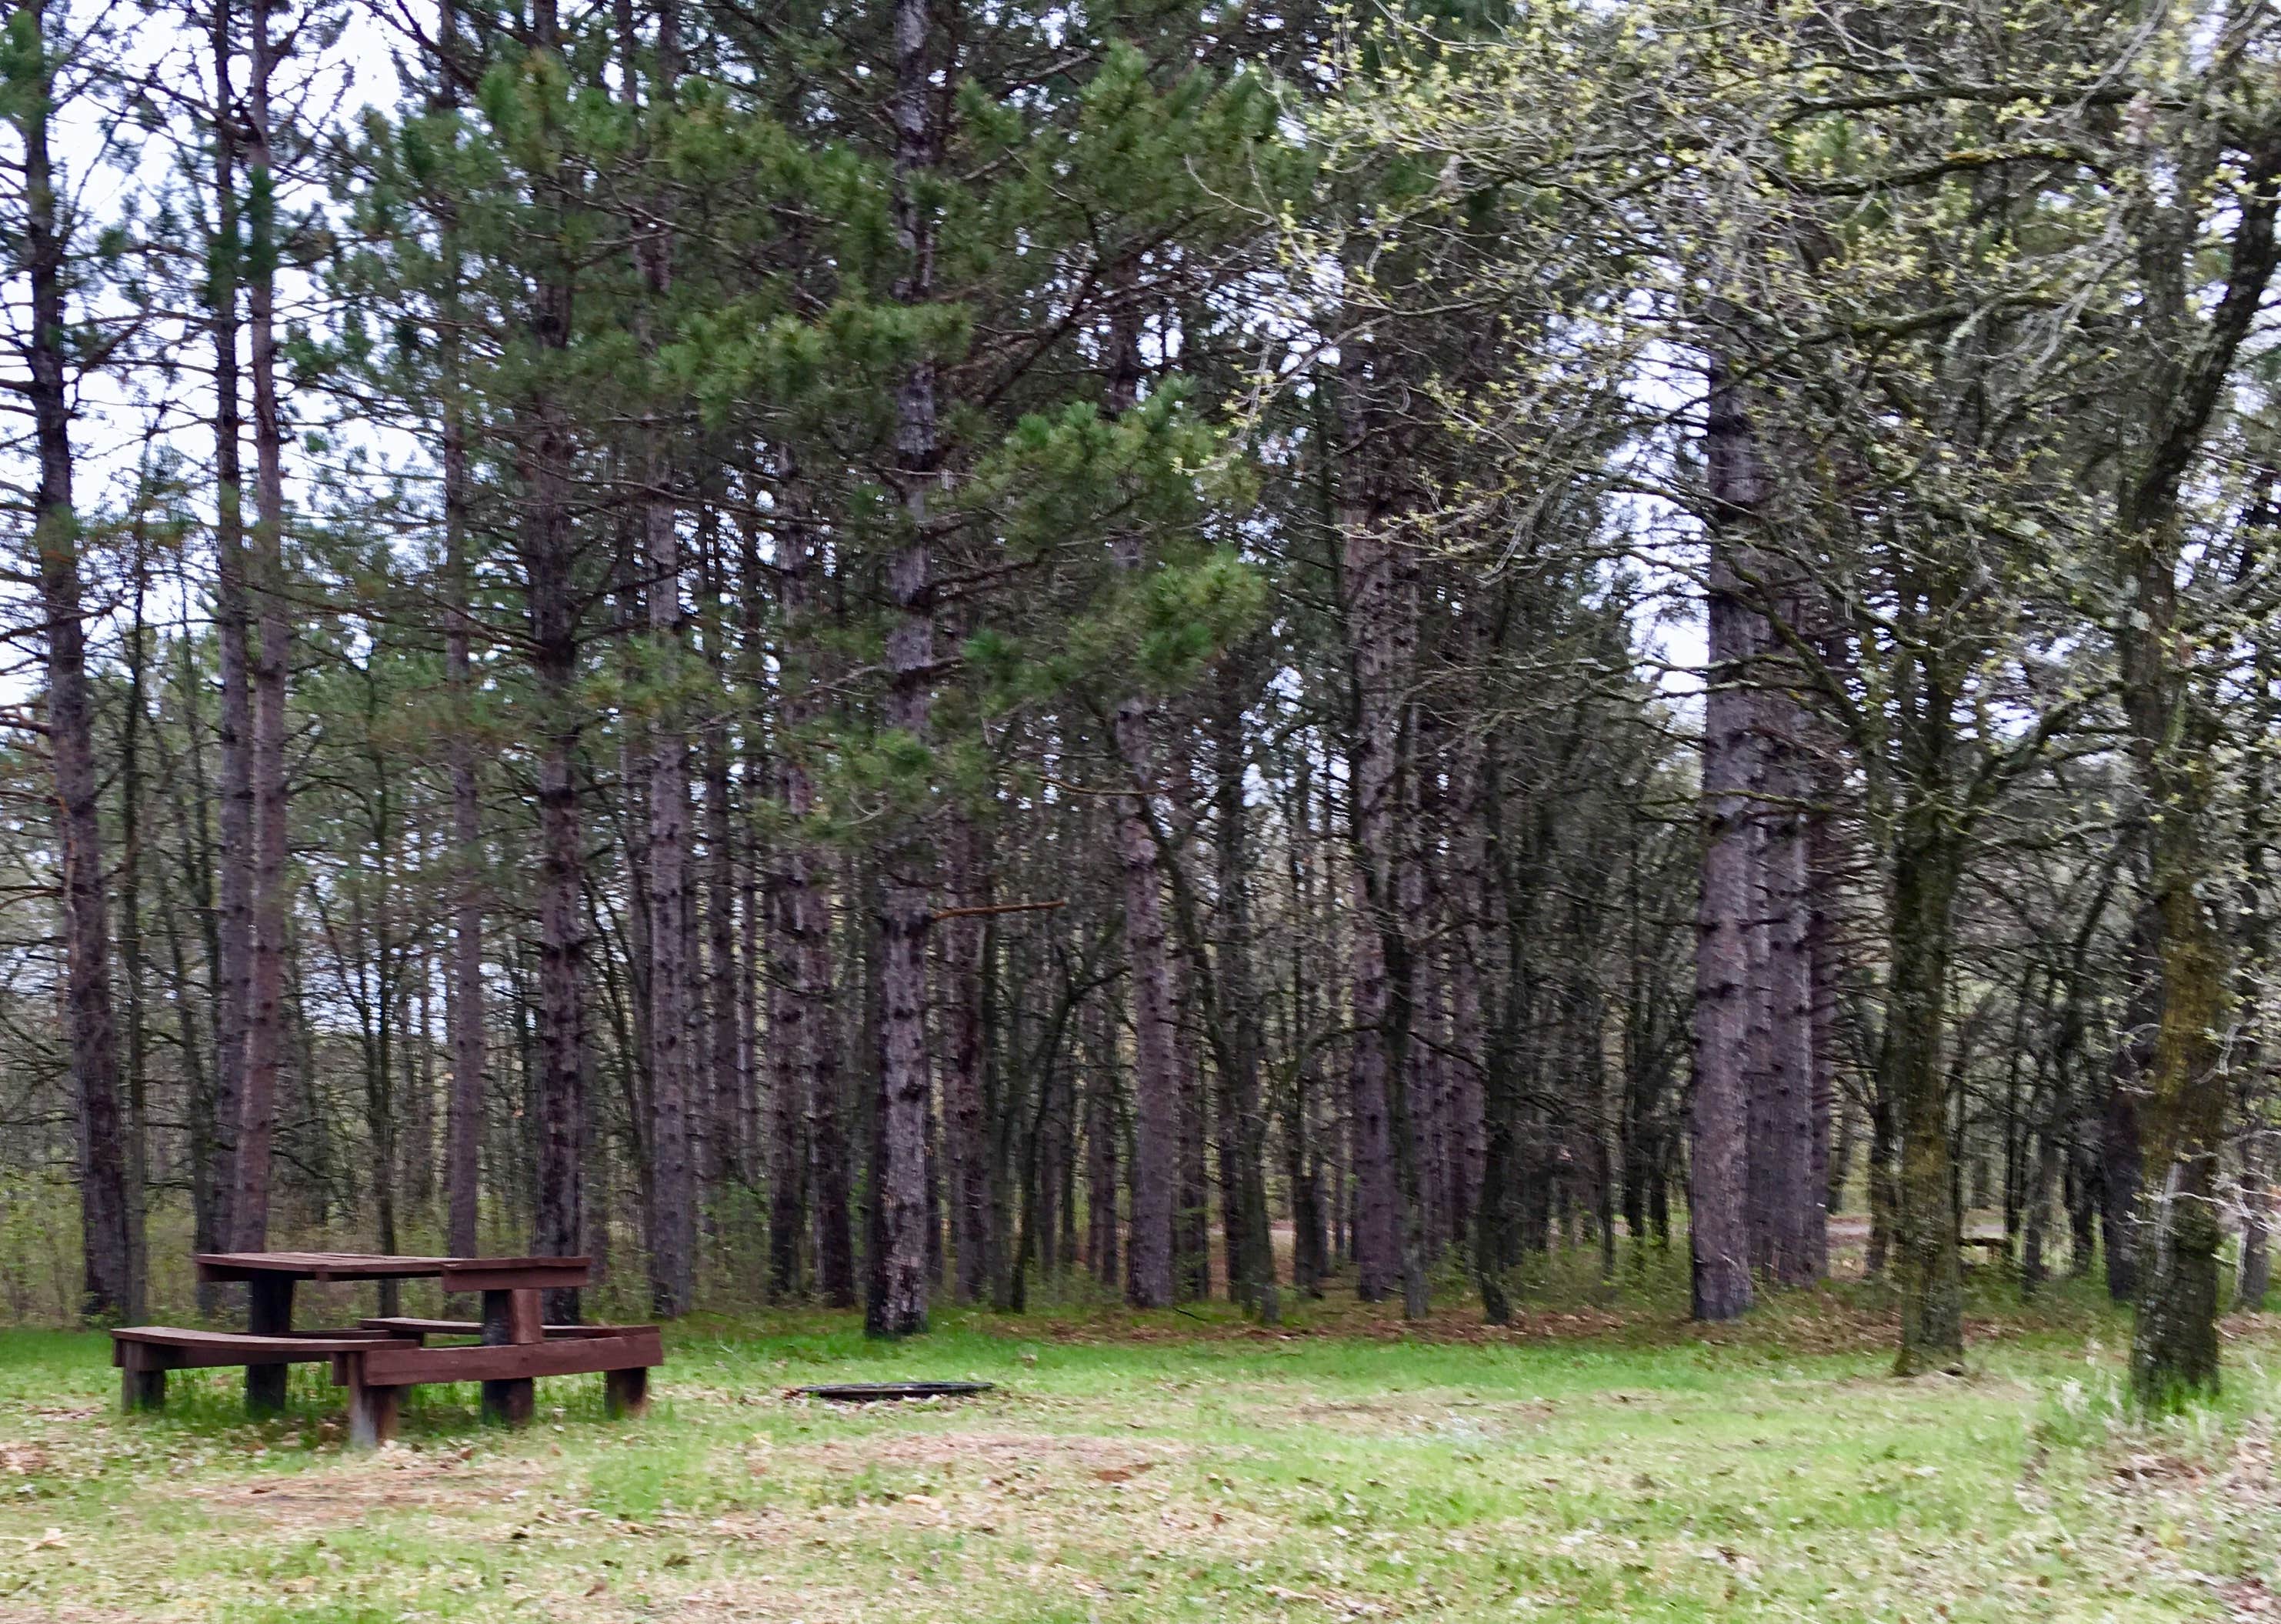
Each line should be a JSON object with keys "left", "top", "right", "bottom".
{"left": 110, "top": 1326, "right": 415, "bottom": 1411}
{"left": 333, "top": 1326, "right": 662, "bottom": 1447}
{"left": 113, "top": 1327, "right": 409, "bottom": 1367}
{"left": 355, "top": 1317, "right": 630, "bottom": 1341}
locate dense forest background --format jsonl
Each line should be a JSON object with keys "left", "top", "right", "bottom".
{"left": 0, "top": 0, "right": 2275, "bottom": 1401}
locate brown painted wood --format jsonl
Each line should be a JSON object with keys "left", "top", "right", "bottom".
{"left": 360, "top": 1330, "right": 663, "bottom": 1388}
{"left": 194, "top": 1252, "right": 593, "bottom": 1289}
{"left": 356, "top": 1317, "right": 630, "bottom": 1339}
{"left": 244, "top": 1272, "right": 294, "bottom": 1413}
{"left": 122, "top": 1368, "right": 165, "bottom": 1412}
{"left": 198, "top": 1251, "right": 447, "bottom": 1281}
{"left": 445, "top": 1260, "right": 592, "bottom": 1292}
{"left": 347, "top": 1374, "right": 401, "bottom": 1449}
{"left": 112, "top": 1328, "right": 415, "bottom": 1372}
{"left": 113, "top": 1327, "right": 401, "bottom": 1352}
{"left": 358, "top": 1317, "right": 473, "bottom": 1338}
{"left": 505, "top": 1289, "right": 543, "bottom": 1345}
{"left": 479, "top": 1288, "right": 532, "bottom": 1426}
{"left": 605, "top": 1366, "right": 649, "bottom": 1419}
{"left": 487, "top": 1377, "right": 536, "bottom": 1426}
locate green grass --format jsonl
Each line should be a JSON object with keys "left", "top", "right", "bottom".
{"left": 2, "top": 1277, "right": 2278, "bottom": 1621}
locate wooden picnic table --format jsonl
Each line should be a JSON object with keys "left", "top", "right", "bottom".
{"left": 169, "top": 1252, "right": 652, "bottom": 1440}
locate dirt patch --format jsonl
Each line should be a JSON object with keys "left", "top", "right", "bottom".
{"left": 796, "top": 1428, "right": 1188, "bottom": 1478}
{"left": 2226, "top": 1577, "right": 2279, "bottom": 1619}
{"left": 2111, "top": 1450, "right": 2206, "bottom": 1489}
{"left": 185, "top": 1445, "right": 550, "bottom": 1531}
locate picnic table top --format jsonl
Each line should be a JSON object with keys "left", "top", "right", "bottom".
{"left": 193, "top": 1252, "right": 594, "bottom": 1287}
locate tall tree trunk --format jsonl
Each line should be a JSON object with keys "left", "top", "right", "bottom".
{"left": 205, "top": 0, "right": 252, "bottom": 1292}
{"left": 2241, "top": 1135, "right": 2272, "bottom": 1312}
{"left": 1211, "top": 658, "right": 1277, "bottom": 1320}
{"left": 1084, "top": 995, "right": 1121, "bottom": 1286}
{"left": 1099, "top": 313, "right": 1182, "bottom": 1312}
{"left": 119, "top": 520, "right": 153, "bottom": 1319}
{"left": 1285, "top": 743, "right": 1327, "bottom": 1300}
{"left": 1889, "top": 830, "right": 1964, "bottom": 1373}
{"left": 2021, "top": 1083, "right": 2064, "bottom": 1298}
{"left": 2103, "top": 913, "right": 2154, "bottom": 1302}
{"left": 2118, "top": 140, "right": 2280, "bottom": 1402}
{"left": 18, "top": 23, "right": 133, "bottom": 1317}
{"left": 1174, "top": 912, "right": 1212, "bottom": 1302}
{"left": 2121, "top": 662, "right": 2231, "bottom": 1400}
{"left": 1337, "top": 336, "right": 1417, "bottom": 1309}
{"left": 1756, "top": 649, "right": 1820, "bottom": 1285}
{"left": 763, "top": 488, "right": 819, "bottom": 1299}
{"left": 696, "top": 509, "right": 744, "bottom": 1195}
{"left": 1806, "top": 738, "right": 1845, "bottom": 1268}
{"left": 870, "top": 0, "right": 945, "bottom": 1336}
{"left": 442, "top": 222, "right": 485, "bottom": 1262}
{"left": 625, "top": 0, "right": 696, "bottom": 1320}
{"left": 765, "top": 854, "right": 808, "bottom": 1299}
{"left": 234, "top": 0, "right": 292, "bottom": 1253}
{"left": 788, "top": 509, "right": 856, "bottom": 1309}
{"left": 644, "top": 481, "right": 695, "bottom": 1316}
{"left": 2238, "top": 613, "right": 2278, "bottom": 1314}
{"left": 942, "top": 814, "right": 992, "bottom": 1302}
{"left": 1689, "top": 362, "right": 1759, "bottom": 1322}
{"left": 1446, "top": 712, "right": 1490, "bottom": 1258}
{"left": 523, "top": 0, "right": 585, "bottom": 1326}
{"left": 704, "top": 696, "right": 742, "bottom": 1194}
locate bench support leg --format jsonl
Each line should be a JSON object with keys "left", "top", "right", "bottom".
{"left": 122, "top": 1367, "right": 165, "bottom": 1412}
{"left": 479, "top": 1288, "right": 538, "bottom": 1427}
{"left": 245, "top": 1275, "right": 295, "bottom": 1416}
{"left": 481, "top": 1378, "right": 535, "bottom": 1426}
{"left": 348, "top": 1379, "right": 401, "bottom": 1449}
{"left": 604, "top": 1366, "right": 649, "bottom": 1419}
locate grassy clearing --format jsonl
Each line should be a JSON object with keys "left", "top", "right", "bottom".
{"left": 2, "top": 1271, "right": 2279, "bottom": 1621}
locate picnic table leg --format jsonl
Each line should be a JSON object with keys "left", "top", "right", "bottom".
{"left": 604, "top": 1366, "right": 649, "bottom": 1419}
{"left": 479, "top": 1289, "right": 537, "bottom": 1427}
{"left": 245, "top": 1275, "right": 294, "bottom": 1416}
{"left": 121, "top": 1365, "right": 165, "bottom": 1412}
{"left": 345, "top": 1356, "right": 402, "bottom": 1449}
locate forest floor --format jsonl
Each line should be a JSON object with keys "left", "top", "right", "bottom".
{"left": 4, "top": 1262, "right": 2281, "bottom": 1622}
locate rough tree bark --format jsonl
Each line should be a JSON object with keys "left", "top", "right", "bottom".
{"left": 233, "top": 0, "right": 292, "bottom": 1253}
{"left": 205, "top": 0, "right": 252, "bottom": 1290}
{"left": 2103, "top": 907, "right": 2156, "bottom": 1302}
{"left": 2239, "top": 589, "right": 2279, "bottom": 1314}
{"left": 1102, "top": 312, "right": 1181, "bottom": 1311}
{"left": 621, "top": 0, "right": 695, "bottom": 1318}
{"left": 1754, "top": 615, "right": 1820, "bottom": 1286}
{"left": 1889, "top": 828, "right": 1964, "bottom": 1373}
{"left": 763, "top": 481, "right": 838, "bottom": 1301}
{"left": 522, "top": 0, "right": 586, "bottom": 1326}
{"left": 942, "top": 813, "right": 993, "bottom": 1303}
{"left": 18, "top": 3, "right": 135, "bottom": 1318}
{"left": 439, "top": 62, "right": 485, "bottom": 1258}
{"left": 704, "top": 675, "right": 742, "bottom": 1192}
{"left": 1689, "top": 361, "right": 1759, "bottom": 1323}
{"left": 1210, "top": 657, "right": 1276, "bottom": 1321}
{"left": 642, "top": 445, "right": 695, "bottom": 1317}
{"left": 1084, "top": 995, "right": 1121, "bottom": 1286}
{"left": 1336, "top": 333, "right": 1418, "bottom": 1310}
{"left": 443, "top": 428, "right": 485, "bottom": 1257}
{"left": 870, "top": 0, "right": 945, "bottom": 1336}
{"left": 2119, "top": 143, "right": 2281, "bottom": 1404}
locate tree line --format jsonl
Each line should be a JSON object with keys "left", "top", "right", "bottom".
{"left": 0, "top": 0, "right": 2275, "bottom": 1402}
